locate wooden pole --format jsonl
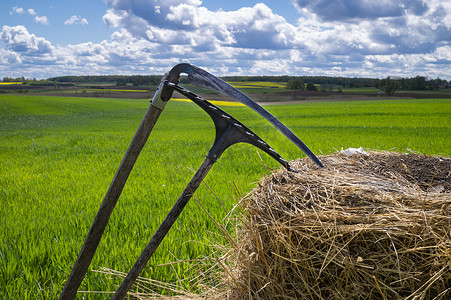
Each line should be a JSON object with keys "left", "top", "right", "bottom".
{"left": 59, "top": 105, "right": 163, "bottom": 300}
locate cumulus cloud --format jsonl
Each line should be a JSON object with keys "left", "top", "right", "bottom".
{"left": 292, "top": 0, "right": 428, "bottom": 21}
{"left": 99, "top": 0, "right": 448, "bottom": 78}
{"left": 1, "top": 25, "right": 53, "bottom": 53}
{"left": 27, "top": 8, "right": 37, "bottom": 16}
{"left": 0, "top": 25, "right": 58, "bottom": 71}
{"left": 1, "top": 1, "right": 451, "bottom": 79}
{"left": 0, "top": 25, "right": 176, "bottom": 76}
{"left": 103, "top": 1, "right": 300, "bottom": 50}
{"left": 294, "top": 0, "right": 451, "bottom": 58}
{"left": 103, "top": 0, "right": 202, "bottom": 29}
{"left": 100, "top": 0, "right": 450, "bottom": 61}
{"left": 10, "top": 6, "right": 25, "bottom": 15}
{"left": 64, "top": 15, "right": 89, "bottom": 25}
{"left": 0, "top": 48, "right": 22, "bottom": 64}
{"left": 10, "top": 6, "right": 49, "bottom": 25}
{"left": 34, "top": 15, "right": 49, "bottom": 25}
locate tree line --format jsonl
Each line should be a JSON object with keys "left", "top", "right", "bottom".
{"left": 221, "top": 75, "right": 377, "bottom": 88}
{"left": 374, "top": 76, "right": 450, "bottom": 96}
{"left": 46, "top": 75, "right": 163, "bottom": 86}
{"left": 2, "top": 75, "right": 449, "bottom": 91}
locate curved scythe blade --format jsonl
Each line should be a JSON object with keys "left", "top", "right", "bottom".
{"left": 163, "top": 63, "right": 323, "bottom": 167}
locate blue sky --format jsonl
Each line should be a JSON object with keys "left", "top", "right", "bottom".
{"left": 1, "top": 0, "right": 450, "bottom": 79}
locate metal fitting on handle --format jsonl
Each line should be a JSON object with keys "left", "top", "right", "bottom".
{"left": 150, "top": 73, "right": 169, "bottom": 110}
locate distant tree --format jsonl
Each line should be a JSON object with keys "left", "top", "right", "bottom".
{"left": 381, "top": 76, "right": 399, "bottom": 96}
{"left": 116, "top": 78, "right": 128, "bottom": 86}
{"left": 2, "top": 77, "right": 22, "bottom": 82}
{"left": 131, "top": 76, "right": 147, "bottom": 86}
{"left": 409, "top": 76, "right": 426, "bottom": 90}
{"left": 306, "top": 82, "right": 317, "bottom": 91}
{"left": 321, "top": 83, "right": 338, "bottom": 91}
{"left": 374, "top": 79, "right": 380, "bottom": 89}
{"left": 399, "top": 78, "right": 407, "bottom": 89}
{"left": 286, "top": 79, "right": 305, "bottom": 90}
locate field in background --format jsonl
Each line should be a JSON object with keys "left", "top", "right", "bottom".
{"left": 1, "top": 94, "right": 450, "bottom": 299}
{"left": 4, "top": 79, "right": 451, "bottom": 101}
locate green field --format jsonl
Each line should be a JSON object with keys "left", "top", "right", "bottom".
{"left": 1, "top": 94, "right": 450, "bottom": 299}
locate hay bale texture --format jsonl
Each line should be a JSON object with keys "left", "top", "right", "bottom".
{"left": 223, "top": 152, "right": 450, "bottom": 299}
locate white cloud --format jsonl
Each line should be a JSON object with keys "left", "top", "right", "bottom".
{"left": 103, "top": 9, "right": 126, "bottom": 28}
{"left": 103, "top": 0, "right": 202, "bottom": 28}
{"left": 292, "top": 0, "right": 428, "bottom": 21}
{"left": 10, "top": 6, "right": 25, "bottom": 15}
{"left": 294, "top": 0, "right": 451, "bottom": 56}
{"left": 27, "top": 8, "right": 37, "bottom": 16}
{"left": 1, "top": 25, "right": 53, "bottom": 54}
{"left": 0, "top": 26, "right": 58, "bottom": 73}
{"left": 64, "top": 15, "right": 89, "bottom": 26}
{"left": 0, "top": 48, "right": 22, "bottom": 64}
{"left": 103, "top": 2, "right": 301, "bottom": 50}
{"left": 1, "top": 1, "right": 451, "bottom": 79}
{"left": 34, "top": 15, "right": 49, "bottom": 25}
{"left": 10, "top": 6, "right": 49, "bottom": 25}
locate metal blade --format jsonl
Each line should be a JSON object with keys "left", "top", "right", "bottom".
{"left": 183, "top": 64, "right": 323, "bottom": 167}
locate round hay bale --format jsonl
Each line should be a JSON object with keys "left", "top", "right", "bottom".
{"left": 224, "top": 151, "right": 450, "bottom": 299}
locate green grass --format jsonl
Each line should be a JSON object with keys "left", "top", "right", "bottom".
{"left": 398, "top": 88, "right": 451, "bottom": 95}
{"left": 1, "top": 94, "right": 450, "bottom": 299}
{"left": 338, "top": 87, "right": 380, "bottom": 93}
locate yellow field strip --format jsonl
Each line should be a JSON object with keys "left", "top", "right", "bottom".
{"left": 0, "top": 82, "right": 23, "bottom": 85}
{"left": 228, "top": 85, "right": 263, "bottom": 89}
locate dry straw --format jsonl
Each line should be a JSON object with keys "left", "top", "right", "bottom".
{"left": 221, "top": 151, "right": 450, "bottom": 299}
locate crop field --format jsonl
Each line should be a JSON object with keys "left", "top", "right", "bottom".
{"left": 227, "top": 81, "right": 287, "bottom": 89}
{"left": 82, "top": 89, "right": 149, "bottom": 93}
{"left": 338, "top": 88, "right": 380, "bottom": 93}
{"left": 0, "top": 82, "right": 23, "bottom": 85}
{"left": 225, "top": 81, "right": 290, "bottom": 94}
{"left": 1, "top": 94, "right": 450, "bottom": 299}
